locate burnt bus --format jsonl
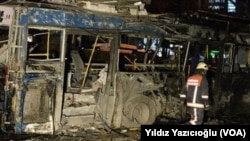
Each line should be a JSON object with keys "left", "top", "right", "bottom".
{"left": 0, "top": 2, "right": 187, "bottom": 134}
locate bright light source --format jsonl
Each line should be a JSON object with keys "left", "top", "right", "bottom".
{"left": 134, "top": 1, "right": 142, "bottom": 6}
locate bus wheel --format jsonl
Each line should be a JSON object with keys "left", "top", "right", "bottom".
{"left": 123, "top": 95, "right": 156, "bottom": 126}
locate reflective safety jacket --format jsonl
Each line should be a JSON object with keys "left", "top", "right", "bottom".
{"left": 179, "top": 74, "right": 209, "bottom": 108}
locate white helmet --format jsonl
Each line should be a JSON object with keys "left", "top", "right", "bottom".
{"left": 196, "top": 62, "right": 208, "bottom": 70}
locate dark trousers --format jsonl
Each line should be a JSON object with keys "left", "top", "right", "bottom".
{"left": 187, "top": 107, "right": 204, "bottom": 125}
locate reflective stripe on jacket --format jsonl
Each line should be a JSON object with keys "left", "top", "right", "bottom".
{"left": 180, "top": 74, "right": 209, "bottom": 108}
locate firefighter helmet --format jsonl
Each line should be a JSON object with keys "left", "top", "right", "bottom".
{"left": 196, "top": 62, "right": 208, "bottom": 70}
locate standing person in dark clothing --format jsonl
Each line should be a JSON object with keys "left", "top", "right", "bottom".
{"left": 180, "top": 62, "right": 209, "bottom": 125}
{"left": 189, "top": 54, "right": 199, "bottom": 76}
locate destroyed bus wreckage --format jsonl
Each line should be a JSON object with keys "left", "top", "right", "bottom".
{"left": 0, "top": 1, "right": 187, "bottom": 134}
{"left": 1, "top": 1, "right": 250, "bottom": 135}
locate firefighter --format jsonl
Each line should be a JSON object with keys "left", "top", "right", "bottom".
{"left": 180, "top": 62, "right": 209, "bottom": 125}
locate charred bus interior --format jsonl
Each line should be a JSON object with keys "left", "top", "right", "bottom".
{"left": 0, "top": 0, "right": 250, "bottom": 137}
